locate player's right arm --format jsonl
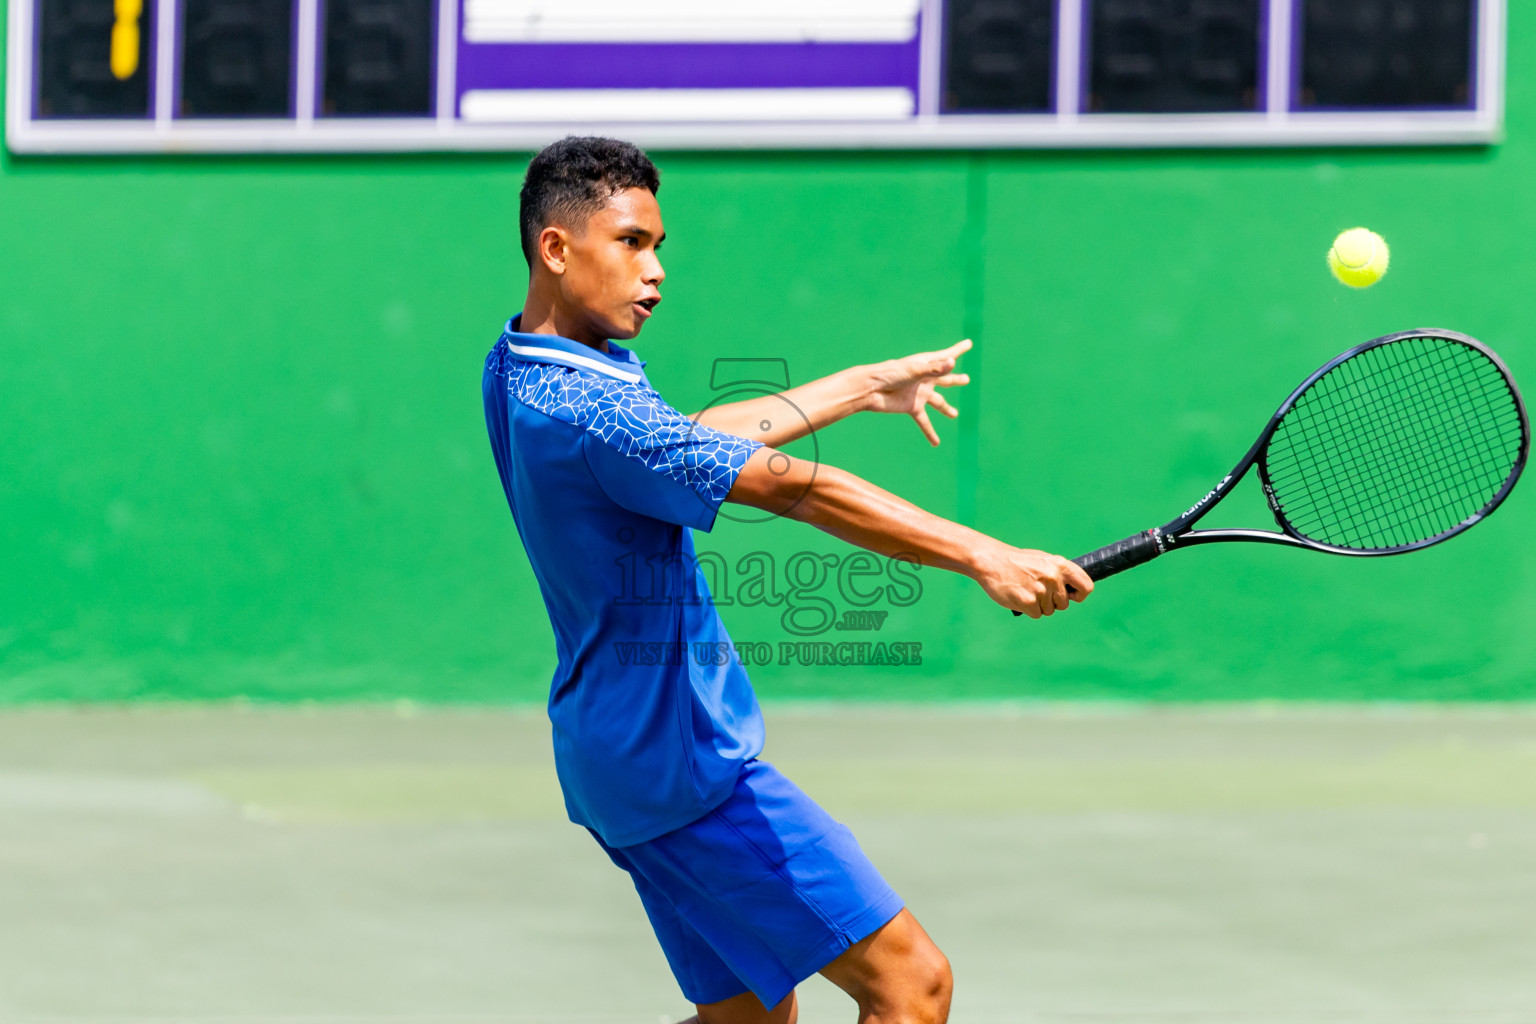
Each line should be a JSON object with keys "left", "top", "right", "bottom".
{"left": 725, "top": 448, "right": 1093, "bottom": 619}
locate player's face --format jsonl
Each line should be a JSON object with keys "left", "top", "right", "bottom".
{"left": 563, "top": 188, "right": 666, "bottom": 341}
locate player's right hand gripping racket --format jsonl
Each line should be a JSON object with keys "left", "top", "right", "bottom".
{"left": 1016, "top": 329, "right": 1529, "bottom": 614}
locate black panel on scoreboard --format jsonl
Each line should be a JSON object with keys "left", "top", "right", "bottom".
{"left": 180, "top": 0, "right": 293, "bottom": 116}
{"left": 322, "top": 0, "right": 433, "bottom": 115}
{"left": 35, "top": 0, "right": 152, "bottom": 118}
{"left": 942, "top": 0, "right": 1055, "bottom": 112}
{"left": 1087, "top": 0, "right": 1261, "bottom": 113}
{"left": 1298, "top": 0, "right": 1474, "bottom": 108}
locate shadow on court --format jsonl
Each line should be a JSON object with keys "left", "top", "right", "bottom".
{"left": 1, "top": 704, "right": 1533, "bottom": 1023}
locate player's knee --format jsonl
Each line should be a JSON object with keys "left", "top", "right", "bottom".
{"left": 915, "top": 945, "right": 953, "bottom": 1021}
{"left": 876, "top": 944, "right": 951, "bottom": 1024}
{"left": 932, "top": 948, "right": 954, "bottom": 1002}
{"left": 694, "top": 989, "right": 796, "bottom": 1024}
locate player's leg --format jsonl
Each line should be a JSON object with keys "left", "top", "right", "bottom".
{"left": 818, "top": 908, "right": 952, "bottom": 1024}
{"left": 678, "top": 989, "right": 798, "bottom": 1024}
{"left": 595, "top": 760, "right": 911, "bottom": 1020}
{"left": 589, "top": 830, "right": 765, "bottom": 1014}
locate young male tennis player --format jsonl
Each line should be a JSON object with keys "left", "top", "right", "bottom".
{"left": 481, "top": 137, "right": 1093, "bottom": 1024}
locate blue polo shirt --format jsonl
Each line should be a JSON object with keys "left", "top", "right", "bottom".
{"left": 482, "top": 315, "right": 767, "bottom": 847}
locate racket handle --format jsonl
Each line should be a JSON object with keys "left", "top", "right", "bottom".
{"left": 1011, "top": 529, "right": 1163, "bottom": 616}
{"left": 1073, "top": 529, "right": 1164, "bottom": 581}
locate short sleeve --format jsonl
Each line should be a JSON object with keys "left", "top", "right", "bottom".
{"left": 581, "top": 383, "right": 763, "bottom": 532}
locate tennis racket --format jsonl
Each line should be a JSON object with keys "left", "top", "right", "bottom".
{"left": 1017, "top": 328, "right": 1529, "bottom": 614}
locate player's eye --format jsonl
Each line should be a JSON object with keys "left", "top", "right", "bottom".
{"left": 622, "top": 236, "right": 638, "bottom": 247}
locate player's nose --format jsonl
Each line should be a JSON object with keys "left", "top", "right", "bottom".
{"left": 643, "top": 254, "right": 665, "bottom": 286}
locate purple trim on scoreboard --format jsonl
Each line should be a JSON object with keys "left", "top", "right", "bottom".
{"left": 1078, "top": 0, "right": 1092, "bottom": 114}
{"left": 316, "top": 0, "right": 329, "bottom": 115}
{"left": 454, "top": 39, "right": 921, "bottom": 97}
{"left": 1255, "top": 0, "right": 1270, "bottom": 113}
{"left": 29, "top": 0, "right": 41, "bottom": 118}
{"left": 170, "top": 0, "right": 183, "bottom": 115}
{"left": 1288, "top": 0, "right": 1302, "bottom": 110}
{"left": 289, "top": 0, "right": 302, "bottom": 117}
{"left": 1470, "top": 0, "right": 1482, "bottom": 109}
{"left": 147, "top": 0, "right": 159, "bottom": 118}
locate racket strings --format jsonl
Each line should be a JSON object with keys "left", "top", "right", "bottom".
{"left": 1275, "top": 380, "right": 1502, "bottom": 548}
{"left": 1280, "top": 359, "right": 1510, "bottom": 538}
{"left": 1270, "top": 344, "right": 1520, "bottom": 548}
{"left": 1325, "top": 364, "right": 1517, "bottom": 537}
{"left": 1264, "top": 337, "right": 1524, "bottom": 550}
{"left": 1319, "top": 381, "right": 1511, "bottom": 544}
{"left": 1275, "top": 348, "right": 1518, "bottom": 547}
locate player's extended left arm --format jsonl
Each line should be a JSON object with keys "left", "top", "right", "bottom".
{"left": 691, "top": 340, "right": 972, "bottom": 448}
{"left": 725, "top": 445, "right": 1093, "bottom": 619}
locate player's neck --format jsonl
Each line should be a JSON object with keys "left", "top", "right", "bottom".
{"left": 518, "top": 289, "right": 612, "bottom": 354}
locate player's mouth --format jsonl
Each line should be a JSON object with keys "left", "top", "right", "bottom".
{"left": 633, "top": 296, "right": 660, "bottom": 318}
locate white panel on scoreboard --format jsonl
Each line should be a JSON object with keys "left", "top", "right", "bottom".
{"left": 462, "top": 0, "right": 921, "bottom": 43}
{"left": 4, "top": 0, "right": 1506, "bottom": 153}
{"left": 458, "top": 89, "right": 917, "bottom": 124}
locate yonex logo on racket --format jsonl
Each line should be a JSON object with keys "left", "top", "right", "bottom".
{"left": 1262, "top": 482, "right": 1282, "bottom": 517}
{"left": 1182, "top": 475, "right": 1233, "bottom": 519}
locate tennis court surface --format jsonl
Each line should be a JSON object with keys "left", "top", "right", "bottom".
{"left": 2, "top": 703, "right": 1533, "bottom": 1024}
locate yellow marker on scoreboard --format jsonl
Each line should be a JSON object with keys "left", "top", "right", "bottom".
{"left": 110, "top": 0, "right": 141, "bottom": 81}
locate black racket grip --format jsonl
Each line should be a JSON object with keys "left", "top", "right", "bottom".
{"left": 1073, "top": 529, "right": 1164, "bottom": 581}
{"left": 1011, "top": 529, "right": 1163, "bottom": 616}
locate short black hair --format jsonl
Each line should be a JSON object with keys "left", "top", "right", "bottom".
{"left": 519, "top": 136, "right": 660, "bottom": 266}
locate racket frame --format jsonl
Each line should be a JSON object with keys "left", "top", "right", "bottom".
{"left": 1161, "top": 328, "right": 1530, "bottom": 557}
{"left": 1014, "top": 328, "right": 1529, "bottom": 612}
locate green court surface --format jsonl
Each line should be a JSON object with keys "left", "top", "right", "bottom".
{"left": 2, "top": 704, "right": 1534, "bottom": 1024}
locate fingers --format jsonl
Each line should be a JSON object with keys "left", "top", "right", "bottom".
{"left": 925, "top": 343, "right": 971, "bottom": 376}
{"left": 1012, "top": 587, "right": 1054, "bottom": 618}
{"left": 1006, "top": 552, "right": 1092, "bottom": 619}
{"left": 1062, "top": 559, "right": 1094, "bottom": 601}
{"left": 920, "top": 357, "right": 955, "bottom": 379}
{"left": 927, "top": 392, "right": 960, "bottom": 419}
{"left": 1040, "top": 557, "right": 1090, "bottom": 610}
{"left": 913, "top": 408, "right": 941, "bottom": 446}
{"left": 905, "top": 340, "right": 974, "bottom": 382}
{"left": 1036, "top": 577, "right": 1069, "bottom": 616}
{"left": 933, "top": 373, "right": 971, "bottom": 388}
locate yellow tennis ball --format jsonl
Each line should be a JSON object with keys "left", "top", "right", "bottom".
{"left": 1327, "top": 227, "right": 1390, "bottom": 288}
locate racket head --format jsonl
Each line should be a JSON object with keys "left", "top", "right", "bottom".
{"left": 1256, "top": 329, "right": 1529, "bottom": 555}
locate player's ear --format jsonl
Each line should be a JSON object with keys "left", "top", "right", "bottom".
{"left": 537, "top": 226, "right": 568, "bottom": 276}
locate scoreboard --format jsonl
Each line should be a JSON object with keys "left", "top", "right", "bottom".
{"left": 5, "top": 0, "right": 1505, "bottom": 153}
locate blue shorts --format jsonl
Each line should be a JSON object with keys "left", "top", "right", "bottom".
{"left": 590, "top": 758, "right": 905, "bottom": 1010}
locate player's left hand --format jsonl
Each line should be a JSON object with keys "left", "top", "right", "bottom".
{"left": 862, "top": 339, "right": 973, "bottom": 446}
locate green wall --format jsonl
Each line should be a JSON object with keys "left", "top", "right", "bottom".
{"left": 4, "top": 18, "right": 1535, "bottom": 704}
